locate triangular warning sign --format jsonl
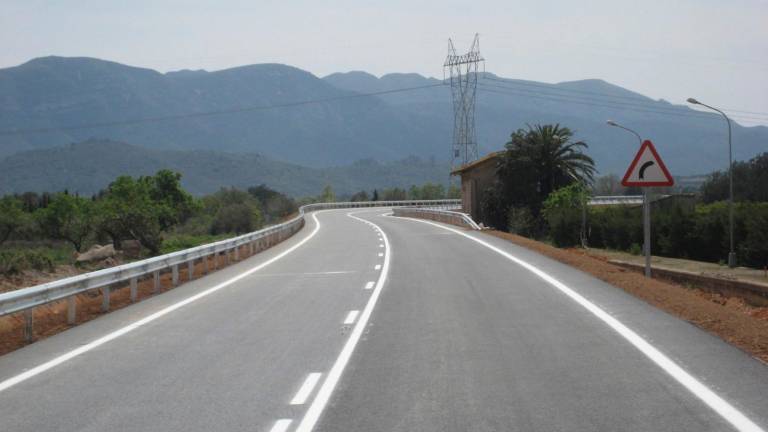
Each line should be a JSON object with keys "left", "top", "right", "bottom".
{"left": 621, "top": 140, "right": 674, "bottom": 187}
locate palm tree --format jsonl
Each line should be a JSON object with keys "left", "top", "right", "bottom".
{"left": 497, "top": 123, "right": 595, "bottom": 210}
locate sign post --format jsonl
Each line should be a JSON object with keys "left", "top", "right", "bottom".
{"left": 621, "top": 140, "right": 674, "bottom": 277}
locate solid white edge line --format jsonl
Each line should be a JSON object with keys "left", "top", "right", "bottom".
{"left": 0, "top": 212, "right": 325, "bottom": 394}
{"left": 290, "top": 372, "right": 323, "bottom": 405}
{"left": 397, "top": 216, "right": 765, "bottom": 432}
{"left": 269, "top": 419, "right": 293, "bottom": 432}
{"left": 343, "top": 310, "right": 360, "bottom": 325}
{"left": 364, "top": 281, "right": 375, "bottom": 290}
{"left": 294, "top": 211, "right": 391, "bottom": 432}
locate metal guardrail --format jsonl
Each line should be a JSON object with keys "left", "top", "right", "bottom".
{"left": 392, "top": 206, "right": 481, "bottom": 231}
{"left": 0, "top": 199, "right": 458, "bottom": 341}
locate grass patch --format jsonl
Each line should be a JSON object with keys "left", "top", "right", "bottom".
{"left": 0, "top": 249, "right": 65, "bottom": 275}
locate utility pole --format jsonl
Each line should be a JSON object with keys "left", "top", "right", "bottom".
{"left": 686, "top": 98, "right": 736, "bottom": 268}
{"left": 444, "top": 34, "right": 484, "bottom": 174}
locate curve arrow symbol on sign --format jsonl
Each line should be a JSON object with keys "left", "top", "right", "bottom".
{"left": 639, "top": 161, "right": 655, "bottom": 179}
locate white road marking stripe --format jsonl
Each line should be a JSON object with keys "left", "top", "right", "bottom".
{"left": 254, "top": 271, "right": 355, "bottom": 277}
{"left": 0, "top": 213, "right": 326, "bottom": 394}
{"left": 379, "top": 244, "right": 384, "bottom": 248}
{"left": 269, "top": 419, "right": 293, "bottom": 432}
{"left": 294, "top": 211, "right": 392, "bottom": 432}
{"left": 399, "top": 216, "right": 765, "bottom": 432}
{"left": 374, "top": 264, "right": 382, "bottom": 270}
{"left": 378, "top": 252, "right": 384, "bottom": 257}
{"left": 364, "top": 281, "right": 375, "bottom": 290}
{"left": 290, "top": 373, "right": 323, "bottom": 405}
{"left": 344, "top": 310, "right": 360, "bottom": 325}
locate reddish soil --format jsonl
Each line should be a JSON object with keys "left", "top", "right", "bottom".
{"left": 487, "top": 230, "right": 768, "bottom": 363}
{"left": 1, "top": 266, "right": 86, "bottom": 294}
{"left": 0, "top": 243, "right": 265, "bottom": 356}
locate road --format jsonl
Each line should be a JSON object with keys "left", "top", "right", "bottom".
{"left": 0, "top": 209, "right": 766, "bottom": 432}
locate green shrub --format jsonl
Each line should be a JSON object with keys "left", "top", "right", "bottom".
{"left": 507, "top": 206, "right": 535, "bottom": 237}
{"left": 0, "top": 250, "right": 55, "bottom": 275}
{"left": 160, "top": 234, "right": 230, "bottom": 255}
{"left": 588, "top": 206, "right": 642, "bottom": 250}
{"left": 543, "top": 184, "right": 587, "bottom": 247}
{"left": 211, "top": 203, "right": 259, "bottom": 235}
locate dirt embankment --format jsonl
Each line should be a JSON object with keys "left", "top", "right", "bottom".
{"left": 487, "top": 231, "right": 768, "bottom": 363}
{"left": 1, "top": 266, "right": 86, "bottom": 294}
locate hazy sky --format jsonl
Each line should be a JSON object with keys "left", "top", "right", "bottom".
{"left": 2, "top": 0, "right": 767, "bottom": 125}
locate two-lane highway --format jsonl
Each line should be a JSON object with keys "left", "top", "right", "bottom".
{"left": 0, "top": 209, "right": 766, "bottom": 431}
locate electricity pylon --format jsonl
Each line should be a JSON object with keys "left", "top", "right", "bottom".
{"left": 444, "top": 34, "right": 484, "bottom": 172}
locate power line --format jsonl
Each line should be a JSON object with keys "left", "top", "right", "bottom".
{"left": 483, "top": 75, "right": 768, "bottom": 117}
{"left": 485, "top": 75, "right": 651, "bottom": 103}
{"left": 478, "top": 83, "right": 766, "bottom": 123}
{"left": 0, "top": 84, "right": 446, "bottom": 136}
{"left": 477, "top": 82, "right": 768, "bottom": 123}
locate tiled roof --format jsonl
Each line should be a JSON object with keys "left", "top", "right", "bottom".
{"left": 450, "top": 151, "right": 505, "bottom": 175}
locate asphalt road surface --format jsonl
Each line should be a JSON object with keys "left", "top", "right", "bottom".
{"left": 0, "top": 209, "right": 766, "bottom": 432}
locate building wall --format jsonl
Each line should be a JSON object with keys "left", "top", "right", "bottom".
{"left": 457, "top": 159, "right": 498, "bottom": 221}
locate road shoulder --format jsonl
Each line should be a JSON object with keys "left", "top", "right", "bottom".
{"left": 485, "top": 230, "right": 768, "bottom": 364}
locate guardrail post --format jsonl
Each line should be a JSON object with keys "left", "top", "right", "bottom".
{"left": 153, "top": 270, "right": 160, "bottom": 293}
{"left": 226, "top": 249, "right": 231, "bottom": 265}
{"left": 213, "top": 253, "right": 219, "bottom": 269}
{"left": 187, "top": 260, "right": 194, "bottom": 281}
{"left": 172, "top": 265, "right": 179, "bottom": 286}
{"left": 24, "top": 309, "right": 34, "bottom": 342}
{"left": 235, "top": 246, "right": 240, "bottom": 261}
{"left": 67, "top": 297, "right": 76, "bottom": 324}
{"left": 203, "top": 255, "right": 209, "bottom": 274}
{"left": 101, "top": 286, "right": 110, "bottom": 312}
{"left": 250, "top": 241, "right": 255, "bottom": 255}
{"left": 130, "top": 277, "right": 138, "bottom": 302}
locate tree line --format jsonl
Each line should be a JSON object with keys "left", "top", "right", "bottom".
{"left": 346, "top": 183, "right": 460, "bottom": 202}
{"left": 0, "top": 170, "right": 297, "bottom": 256}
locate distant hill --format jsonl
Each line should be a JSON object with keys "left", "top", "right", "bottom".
{"left": 1, "top": 56, "right": 767, "bottom": 176}
{"left": 0, "top": 139, "right": 449, "bottom": 197}
{"left": 325, "top": 72, "right": 768, "bottom": 176}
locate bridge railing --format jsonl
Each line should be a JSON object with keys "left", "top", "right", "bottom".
{"left": 0, "top": 199, "right": 459, "bottom": 340}
{"left": 392, "top": 206, "right": 481, "bottom": 230}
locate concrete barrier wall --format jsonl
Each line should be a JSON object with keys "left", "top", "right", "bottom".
{"left": 610, "top": 260, "right": 768, "bottom": 307}
{"left": 392, "top": 208, "right": 479, "bottom": 230}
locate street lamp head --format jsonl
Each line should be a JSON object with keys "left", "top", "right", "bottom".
{"left": 687, "top": 98, "right": 700, "bottom": 105}
{"left": 606, "top": 119, "right": 618, "bottom": 126}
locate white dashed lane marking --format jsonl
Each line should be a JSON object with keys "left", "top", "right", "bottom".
{"left": 290, "top": 373, "right": 323, "bottom": 405}
{"left": 344, "top": 310, "right": 360, "bottom": 325}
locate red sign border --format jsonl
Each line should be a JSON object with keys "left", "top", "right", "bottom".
{"left": 621, "top": 140, "right": 674, "bottom": 187}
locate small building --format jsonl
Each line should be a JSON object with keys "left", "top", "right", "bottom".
{"left": 450, "top": 151, "right": 505, "bottom": 221}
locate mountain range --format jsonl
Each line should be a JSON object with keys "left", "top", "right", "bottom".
{"left": 1, "top": 56, "right": 766, "bottom": 195}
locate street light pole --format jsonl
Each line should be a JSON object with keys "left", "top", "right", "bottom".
{"left": 686, "top": 98, "right": 736, "bottom": 268}
{"left": 607, "top": 120, "right": 651, "bottom": 278}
